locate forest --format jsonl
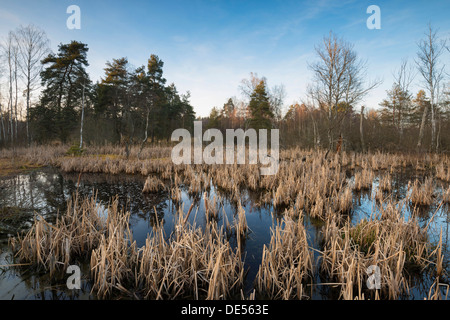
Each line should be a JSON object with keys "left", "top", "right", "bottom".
{"left": 0, "top": 24, "right": 449, "bottom": 154}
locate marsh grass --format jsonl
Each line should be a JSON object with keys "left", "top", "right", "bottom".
{"left": 90, "top": 207, "right": 137, "bottom": 298}
{"left": 435, "top": 161, "right": 450, "bottom": 182}
{"left": 410, "top": 177, "right": 435, "bottom": 206}
{"left": 204, "top": 192, "right": 220, "bottom": 222}
{"left": 255, "top": 215, "right": 313, "bottom": 299}
{"left": 442, "top": 186, "right": 450, "bottom": 204}
{"left": 136, "top": 215, "right": 245, "bottom": 300}
{"left": 142, "top": 176, "right": 165, "bottom": 193}
{"left": 9, "top": 191, "right": 246, "bottom": 300}
{"left": 320, "top": 198, "right": 437, "bottom": 300}
{"left": 10, "top": 192, "right": 110, "bottom": 275}
{"left": 353, "top": 169, "right": 374, "bottom": 191}
{"left": 4, "top": 145, "right": 450, "bottom": 300}
{"left": 378, "top": 174, "right": 392, "bottom": 192}
{"left": 170, "top": 185, "right": 182, "bottom": 203}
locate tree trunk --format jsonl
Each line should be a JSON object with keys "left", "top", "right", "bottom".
{"left": 8, "top": 53, "right": 14, "bottom": 145}
{"left": 431, "top": 101, "right": 436, "bottom": 152}
{"left": 14, "top": 54, "right": 18, "bottom": 141}
{"left": 26, "top": 84, "right": 30, "bottom": 146}
{"left": 138, "top": 107, "right": 150, "bottom": 160}
{"left": 309, "top": 111, "right": 318, "bottom": 148}
{"left": 0, "top": 102, "right": 5, "bottom": 143}
{"left": 79, "top": 84, "right": 85, "bottom": 150}
{"left": 398, "top": 103, "right": 403, "bottom": 144}
{"left": 436, "top": 112, "right": 441, "bottom": 152}
{"left": 360, "top": 106, "right": 365, "bottom": 152}
{"left": 417, "top": 103, "right": 428, "bottom": 150}
{"left": 26, "top": 63, "right": 31, "bottom": 146}
{"left": 9, "top": 94, "right": 14, "bottom": 145}
{"left": 327, "top": 127, "right": 333, "bottom": 150}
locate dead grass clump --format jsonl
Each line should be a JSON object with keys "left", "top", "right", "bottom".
{"left": 204, "top": 192, "right": 220, "bottom": 222}
{"left": 336, "top": 186, "right": 353, "bottom": 213}
{"left": 320, "top": 200, "right": 435, "bottom": 300}
{"left": 354, "top": 168, "right": 374, "bottom": 191}
{"left": 161, "top": 165, "right": 173, "bottom": 180}
{"left": 136, "top": 215, "right": 245, "bottom": 300}
{"left": 170, "top": 185, "right": 182, "bottom": 202}
{"left": 427, "top": 279, "right": 450, "bottom": 300}
{"left": 234, "top": 201, "right": 248, "bottom": 241}
{"left": 9, "top": 192, "right": 114, "bottom": 275}
{"left": 186, "top": 170, "right": 202, "bottom": 195}
{"left": 310, "top": 194, "right": 325, "bottom": 219}
{"left": 409, "top": 177, "right": 434, "bottom": 206}
{"left": 370, "top": 152, "right": 386, "bottom": 171}
{"left": 426, "top": 229, "right": 449, "bottom": 300}
{"left": 435, "top": 162, "right": 450, "bottom": 182}
{"left": 255, "top": 215, "right": 313, "bottom": 299}
{"left": 142, "top": 176, "right": 165, "bottom": 193}
{"left": 295, "top": 191, "right": 306, "bottom": 211}
{"left": 442, "top": 186, "right": 450, "bottom": 204}
{"left": 246, "top": 165, "right": 260, "bottom": 191}
{"left": 273, "top": 183, "right": 289, "bottom": 208}
{"left": 89, "top": 198, "right": 245, "bottom": 300}
{"left": 375, "top": 187, "right": 385, "bottom": 202}
{"left": 90, "top": 208, "right": 137, "bottom": 298}
{"left": 378, "top": 174, "right": 392, "bottom": 192}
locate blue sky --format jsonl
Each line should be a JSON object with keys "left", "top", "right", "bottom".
{"left": 1, "top": 0, "right": 450, "bottom": 117}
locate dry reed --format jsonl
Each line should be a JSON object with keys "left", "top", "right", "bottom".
{"left": 442, "top": 186, "right": 450, "bottom": 204}
{"left": 409, "top": 177, "right": 435, "bottom": 206}
{"left": 136, "top": 213, "right": 245, "bottom": 300}
{"left": 5, "top": 145, "right": 450, "bottom": 300}
{"left": 9, "top": 192, "right": 111, "bottom": 275}
{"left": 142, "top": 176, "right": 165, "bottom": 193}
{"left": 320, "top": 198, "right": 438, "bottom": 300}
{"left": 255, "top": 214, "right": 313, "bottom": 299}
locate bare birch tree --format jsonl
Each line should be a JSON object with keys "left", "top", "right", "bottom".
{"left": 15, "top": 24, "right": 50, "bottom": 145}
{"left": 360, "top": 105, "right": 365, "bottom": 152}
{"left": 307, "top": 32, "right": 380, "bottom": 149}
{"left": 1, "top": 31, "right": 19, "bottom": 145}
{"left": 269, "top": 84, "right": 286, "bottom": 122}
{"left": 415, "top": 24, "right": 446, "bottom": 151}
{"left": 0, "top": 85, "right": 5, "bottom": 144}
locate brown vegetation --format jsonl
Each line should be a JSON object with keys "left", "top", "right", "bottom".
{"left": 255, "top": 214, "right": 313, "bottom": 299}
{"left": 320, "top": 198, "right": 437, "bottom": 300}
{"left": 10, "top": 191, "right": 246, "bottom": 300}
{"left": 5, "top": 145, "right": 450, "bottom": 300}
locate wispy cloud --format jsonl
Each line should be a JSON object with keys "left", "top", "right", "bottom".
{"left": 0, "top": 9, "right": 22, "bottom": 25}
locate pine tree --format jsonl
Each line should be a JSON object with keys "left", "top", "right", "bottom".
{"left": 32, "top": 41, "right": 90, "bottom": 143}
{"left": 248, "top": 80, "right": 273, "bottom": 130}
{"left": 379, "top": 83, "right": 411, "bottom": 130}
{"left": 100, "top": 57, "right": 131, "bottom": 142}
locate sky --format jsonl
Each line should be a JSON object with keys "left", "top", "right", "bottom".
{"left": 0, "top": 0, "right": 450, "bottom": 117}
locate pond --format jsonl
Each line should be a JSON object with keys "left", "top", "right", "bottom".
{"left": 0, "top": 167, "right": 449, "bottom": 299}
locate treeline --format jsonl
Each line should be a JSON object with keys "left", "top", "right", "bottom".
{"left": 0, "top": 25, "right": 195, "bottom": 150}
{"left": 1, "top": 24, "right": 450, "bottom": 153}
{"left": 205, "top": 85, "right": 450, "bottom": 154}
{"left": 32, "top": 42, "right": 196, "bottom": 148}
{"left": 202, "top": 27, "right": 450, "bottom": 153}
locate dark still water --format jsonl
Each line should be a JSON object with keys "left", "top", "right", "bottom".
{"left": 0, "top": 167, "right": 449, "bottom": 300}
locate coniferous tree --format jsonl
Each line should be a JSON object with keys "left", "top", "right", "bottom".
{"left": 32, "top": 41, "right": 90, "bottom": 142}
{"left": 248, "top": 80, "right": 274, "bottom": 130}
{"left": 97, "top": 57, "right": 131, "bottom": 143}
{"left": 379, "top": 83, "right": 411, "bottom": 131}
